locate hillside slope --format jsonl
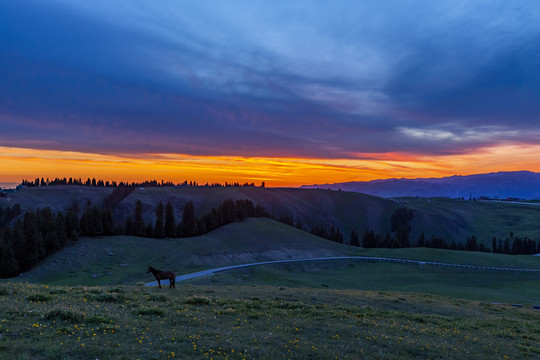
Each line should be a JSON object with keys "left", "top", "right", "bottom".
{"left": 115, "top": 186, "right": 397, "bottom": 238}
{"left": 0, "top": 185, "right": 112, "bottom": 211}
{"left": 402, "top": 197, "right": 540, "bottom": 244}
{"left": 3, "top": 185, "right": 540, "bottom": 246}
{"left": 18, "top": 218, "right": 356, "bottom": 285}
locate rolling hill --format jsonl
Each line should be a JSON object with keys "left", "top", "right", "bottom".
{"left": 3, "top": 184, "right": 540, "bottom": 246}
{"left": 17, "top": 218, "right": 356, "bottom": 285}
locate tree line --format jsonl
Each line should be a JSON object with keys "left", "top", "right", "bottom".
{"left": 20, "top": 178, "right": 264, "bottom": 188}
{"left": 122, "top": 199, "right": 270, "bottom": 239}
{"left": 0, "top": 205, "right": 73, "bottom": 278}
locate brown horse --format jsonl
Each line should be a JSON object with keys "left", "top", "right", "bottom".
{"left": 147, "top": 266, "right": 176, "bottom": 288}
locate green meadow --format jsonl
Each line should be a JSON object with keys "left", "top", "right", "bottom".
{"left": 1, "top": 283, "right": 540, "bottom": 360}
{"left": 193, "top": 259, "right": 540, "bottom": 305}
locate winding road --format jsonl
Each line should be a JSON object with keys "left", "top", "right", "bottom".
{"left": 145, "top": 256, "right": 540, "bottom": 287}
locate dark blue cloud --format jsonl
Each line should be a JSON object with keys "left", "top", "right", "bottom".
{"left": 1, "top": 0, "right": 540, "bottom": 159}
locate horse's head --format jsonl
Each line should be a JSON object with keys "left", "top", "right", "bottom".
{"left": 146, "top": 266, "right": 153, "bottom": 273}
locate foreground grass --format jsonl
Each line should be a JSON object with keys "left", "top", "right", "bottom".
{"left": 1, "top": 283, "right": 539, "bottom": 359}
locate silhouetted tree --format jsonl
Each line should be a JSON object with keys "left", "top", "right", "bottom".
{"left": 416, "top": 232, "right": 426, "bottom": 247}
{"left": 39, "top": 207, "right": 59, "bottom": 253}
{"left": 55, "top": 213, "right": 68, "bottom": 247}
{"left": 503, "top": 238, "right": 511, "bottom": 254}
{"left": 146, "top": 222, "right": 154, "bottom": 238}
{"left": 22, "top": 212, "right": 43, "bottom": 269}
{"left": 178, "top": 201, "right": 199, "bottom": 237}
{"left": 362, "top": 230, "right": 377, "bottom": 248}
{"left": 154, "top": 202, "right": 165, "bottom": 238}
{"left": 133, "top": 200, "right": 145, "bottom": 237}
{"left": 465, "top": 235, "right": 479, "bottom": 252}
{"left": 65, "top": 202, "right": 80, "bottom": 241}
{"left": 390, "top": 207, "right": 413, "bottom": 248}
{"left": 101, "top": 208, "right": 115, "bottom": 235}
{"left": 165, "top": 202, "right": 176, "bottom": 238}
{"left": 0, "top": 227, "right": 18, "bottom": 277}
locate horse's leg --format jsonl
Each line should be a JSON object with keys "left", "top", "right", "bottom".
{"left": 158, "top": 279, "right": 161, "bottom": 289}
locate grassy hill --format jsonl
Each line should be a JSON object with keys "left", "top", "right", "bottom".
{"left": 1, "top": 282, "right": 539, "bottom": 360}
{"left": 17, "top": 218, "right": 356, "bottom": 286}
{"left": 401, "top": 197, "right": 540, "bottom": 244}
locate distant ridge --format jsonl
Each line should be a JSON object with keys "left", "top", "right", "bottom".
{"left": 300, "top": 171, "right": 540, "bottom": 199}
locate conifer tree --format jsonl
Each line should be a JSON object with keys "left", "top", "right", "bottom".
{"left": 125, "top": 218, "right": 134, "bottom": 236}
{"left": 503, "top": 238, "right": 511, "bottom": 254}
{"left": 101, "top": 208, "right": 115, "bottom": 235}
{"left": 416, "top": 232, "right": 426, "bottom": 247}
{"left": 0, "top": 227, "right": 19, "bottom": 277}
{"left": 165, "top": 202, "right": 176, "bottom": 238}
{"left": 65, "top": 203, "right": 80, "bottom": 241}
{"left": 79, "top": 201, "right": 92, "bottom": 235}
{"left": 154, "top": 201, "right": 165, "bottom": 238}
{"left": 22, "top": 212, "right": 43, "bottom": 269}
{"left": 40, "top": 207, "right": 59, "bottom": 253}
{"left": 133, "top": 200, "right": 145, "bottom": 237}
{"left": 219, "top": 199, "right": 236, "bottom": 225}
{"left": 362, "top": 230, "right": 376, "bottom": 248}
{"left": 90, "top": 206, "right": 104, "bottom": 235}
{"left": 55, "top": 213, "right": 68, "bottom": 247}
{"left": 178, "top": 201, "right": 199, "bottom": 237}
{"left": 11, "top": 220, "right": 24, "bottom": 270}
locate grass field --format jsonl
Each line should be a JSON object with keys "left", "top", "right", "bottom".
{"left": 1, "top": 283, "right": 539, "bottom": 360}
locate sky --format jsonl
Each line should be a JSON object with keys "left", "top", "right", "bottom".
{"left": 1, "top": 0, "right": 540, "bottom": 187}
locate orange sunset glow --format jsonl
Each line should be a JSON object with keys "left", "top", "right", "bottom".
{"left": 2, "top": 145, "right": 540, "bottom": 188}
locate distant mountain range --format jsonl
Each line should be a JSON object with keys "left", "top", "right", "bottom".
{"left": 300, "top": 171, "right": 540, "bottom": 199}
